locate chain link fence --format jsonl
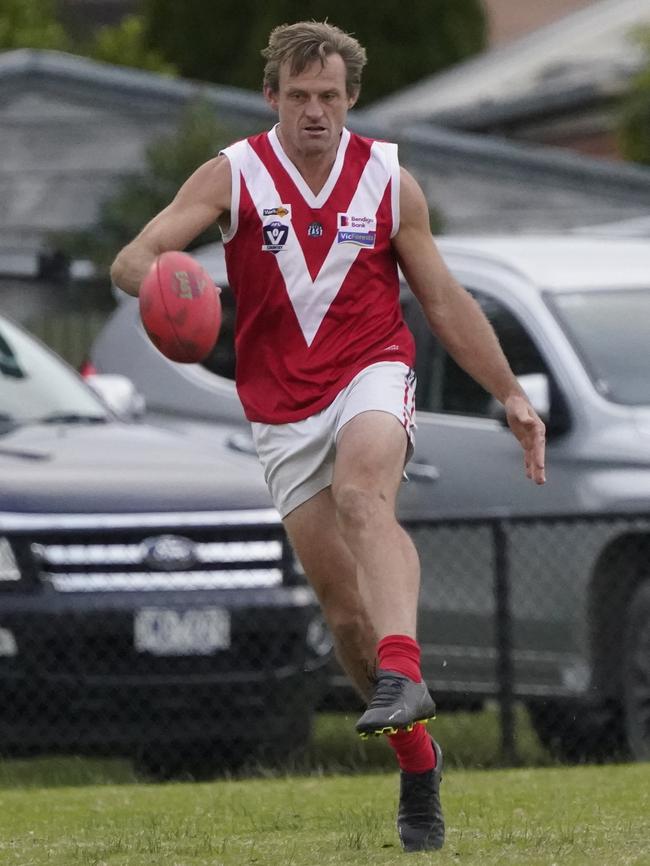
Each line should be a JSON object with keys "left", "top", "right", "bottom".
{"left": 408, "top": 515, "right": 650, "bottom": 766}
{"left": 1, "top": 512, "right": 648, "bottom": 778}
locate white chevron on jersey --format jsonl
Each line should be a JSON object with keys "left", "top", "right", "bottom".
{"left": 268, "top": 125, "right": 351, "bottom": 209}
{"left": 240, "top": 141, "right": 395, "bottom": 346}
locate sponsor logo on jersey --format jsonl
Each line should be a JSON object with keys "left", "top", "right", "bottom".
{"left": 262, "top": 220, "right": 289, "bottom": 252}
{"left": 336, "top": 213, "right": 376, "bottom": 247}
{"left": 262, "top": 205, "right": 290, "bottom": 217}
{"left": 307, "top": 221, "right": 323, "bottom": 237}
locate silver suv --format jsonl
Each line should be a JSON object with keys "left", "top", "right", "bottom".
{"left": 92, "top": 235, "right": 650, "bottom": 762}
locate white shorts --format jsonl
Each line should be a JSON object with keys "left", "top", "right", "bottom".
{"left": 251, "top": 361, "right": 416, "bottom": 518}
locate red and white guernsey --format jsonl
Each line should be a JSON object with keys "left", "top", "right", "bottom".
{"left": 220, "top": 125, "right": 415, "bottom": 423}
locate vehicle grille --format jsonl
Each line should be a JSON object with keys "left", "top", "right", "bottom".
{"left": 22, "top": 511, "right": 294, "bottom": 592}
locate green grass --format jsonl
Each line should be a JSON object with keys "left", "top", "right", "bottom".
{"left": 0, "top": 763, "right": 648, "bottom": 865}
{"left": 0, "top": 710, "right": 648, "bottom": 865}
{"left": 0, "top": 710, "right": 650, "bottom": 866}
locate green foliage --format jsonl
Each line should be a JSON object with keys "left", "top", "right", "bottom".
{"left": 0, "top": 0, "right": 69, "bottom": 50}
{"left": 141, "top": 0, "right": 486, "bottom": 104}
{"left": 52, "top": 101, "right": 232, "bottom": 273}
{"left": 84, "top": 14, "right": 177, "bottom": 75}
{"left": 619, "top": 27, "right": 650, "bottom": 164}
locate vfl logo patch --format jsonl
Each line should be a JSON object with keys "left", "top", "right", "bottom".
{"left": 337, "top": 213, "right": 376, "bottom": 248}
{"left": 307, "top": 221, "right": 323, "bottom": 237}
{"left": 261, "top": 203, "right": 291, "bottom": 252}
{"left": 262, "top": 220, "right": 289, "bottom": 252}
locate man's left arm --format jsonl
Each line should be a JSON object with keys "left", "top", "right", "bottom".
{"left": 392, "top": 168, "right": 546, "bottom": 485}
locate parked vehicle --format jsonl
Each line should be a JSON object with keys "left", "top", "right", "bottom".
{"left": 93, "top": 235, "right": 650, "bottom": 762}
{"left": 0, "top": 313, "right": 328, "bottom": 778}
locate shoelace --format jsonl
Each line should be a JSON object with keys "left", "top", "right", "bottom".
{"left": 367, "top": 674, "right": 406, "bottom": 709}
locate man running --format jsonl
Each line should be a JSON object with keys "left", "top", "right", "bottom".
{"left": 111, "top": 21, "right": 546, "bottom": 853}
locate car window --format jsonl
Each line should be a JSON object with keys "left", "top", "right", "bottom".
{"left": 0, "top": 317, "right": 107, "bottom": 424}
{"left": 411, "top": 289, "right": 551, "bottom": 417}
{"left": 548, "top": 288, "right": 650, "bottom": 406}
{"left": 200, "top": 285, "right": 236, "bottom": 380}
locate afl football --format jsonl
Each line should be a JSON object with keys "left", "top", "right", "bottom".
{"left": 139, "top": 251, "right": 221, "bottom": 363}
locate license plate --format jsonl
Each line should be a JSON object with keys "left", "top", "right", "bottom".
{"left": 134, "top": 607, "right": 230, "bottom": 656}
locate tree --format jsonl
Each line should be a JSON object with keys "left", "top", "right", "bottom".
{"left": 141, "top": 0, "right": 486, "bottom": 105}
{"left": 52, "top": 101, "right": 234, "bottom": 273}
{"left": 619, "top": 28, "right": 650, "bottom": 165}
{"left": 0, "top": 0, "right": 69, "bottom": 51}
{"left": 83, "top": 14, "right": 177, "bottom": 75}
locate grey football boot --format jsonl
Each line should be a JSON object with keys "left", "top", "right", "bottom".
{"left": 355, "top": 669, "right": 436, "bottom": 738}
{"left": 397, "top": 738, "right": 445, "bottom": 852}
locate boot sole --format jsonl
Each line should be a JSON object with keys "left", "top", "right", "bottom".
{"left": 357, "top": 716, "right": 435, "bottom": 740}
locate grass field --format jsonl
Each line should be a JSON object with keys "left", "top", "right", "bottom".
{"left": 0, "top": 712, "right": 648, "bottom": 866}
{"left": 0, "top": 763, "right": 649, "bottom": 865}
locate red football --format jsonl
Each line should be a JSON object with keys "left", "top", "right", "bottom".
{"left": 138, "top": 251, "right": 222, "bottom": 363}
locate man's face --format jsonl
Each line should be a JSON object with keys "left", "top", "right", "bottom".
{"left": 265, "top": 53, "right": 357, "bottom": 159}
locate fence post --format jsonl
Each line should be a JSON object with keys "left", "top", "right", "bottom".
{"left": 493, "top": 519, "right": 517, "bottom": 765}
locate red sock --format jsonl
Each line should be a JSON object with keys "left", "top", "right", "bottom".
{"left": 377, "top": 634, "right": 422, "bottom": 682}
{"left": 388, "top": 724, "right": 437, "bottom": 772}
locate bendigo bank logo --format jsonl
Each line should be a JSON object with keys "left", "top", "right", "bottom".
{"left": 336, "top": 213, "right": 376, "bottom": 248}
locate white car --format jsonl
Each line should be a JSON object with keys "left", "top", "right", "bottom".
{"left": 92, "top": 235, "right": 650, "bottom": 763}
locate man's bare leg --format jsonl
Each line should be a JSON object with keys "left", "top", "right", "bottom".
{"left": 283, "top": 487, "right": 377, "bottom": 701}
{"left": 332, "top": 410, "right": 420, "bottom": 639}
{"left": 284, "top": 432, "right": 442, "bottom": 852}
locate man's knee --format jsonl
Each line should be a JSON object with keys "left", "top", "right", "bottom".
{"left": 333, "top": 482, "right": 386, "bottom": 533}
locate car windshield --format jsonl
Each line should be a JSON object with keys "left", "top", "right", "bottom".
{"left": 0, "top": 317, "right": 108, "bottom": 427}
{"left": 548, "top": 288, "right": 650, "bottom": 406}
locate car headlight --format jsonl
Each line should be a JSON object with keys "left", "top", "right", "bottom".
{"left": 0, "top": 537, "right": 20, "bottom": 582}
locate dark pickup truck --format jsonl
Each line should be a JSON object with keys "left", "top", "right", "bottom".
{"left": 0, "top": 313, "right": 329, "bottom": 777}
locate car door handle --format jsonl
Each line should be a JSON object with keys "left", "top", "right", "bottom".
{"left": 407, "top": 462, "right": 440, "bottom": 482}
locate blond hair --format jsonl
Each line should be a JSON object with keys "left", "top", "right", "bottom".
{"left": 262, "top": 21, "right": 367, "bottom": 98}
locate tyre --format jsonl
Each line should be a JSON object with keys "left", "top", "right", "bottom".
{"left": 622, "top": 580, "right": 650, "bottom": 761}
{"left": 133, "top": 740, "right": 245, "bottom": 781}
{"left": 526, "top": 699, "right": 626, "bottom": 763}
{"left": 133, "top": 715, "right": 313, "bottom": 781}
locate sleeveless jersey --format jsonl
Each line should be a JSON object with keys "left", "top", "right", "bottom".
{"left": 220, "top": 125, "right": 415, "bottom": 423}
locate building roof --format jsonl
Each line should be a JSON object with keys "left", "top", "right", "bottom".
{"left": 0, "top": 49, "right": 272, "bottom": 255}
{"left": 359, "top": 0, "right": 650, "bottom": 127}
{"left": 352, "top": 118, "right": 650, "bottom": 235}
{"left": 0, "top": 48, "right": 272, "bottom": 120}
{"left": 2, "top": 48, "right": 650, "bottom": 261}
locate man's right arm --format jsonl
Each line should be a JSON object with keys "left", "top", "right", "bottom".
{"left": 110, "top": 155, "right": 232, "bottom": 297}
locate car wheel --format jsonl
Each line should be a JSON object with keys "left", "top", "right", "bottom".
{"left": 622, "top": 581, "right": 650, "bottom": 761}
{"left": 526, "top": 699, "right": 627, "bottom": 763}
{"left": 133, "top": 716, "right": 313, "bottom": 781}
{"left": 133, "top": 740, "right": 245, "bottom": 781}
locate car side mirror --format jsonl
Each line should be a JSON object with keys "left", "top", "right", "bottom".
{"left": 86, "top": 373, "right": 146, "bottom": 421}
{"left": 488, "top": 373, "right": 550, "bottom": 424}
